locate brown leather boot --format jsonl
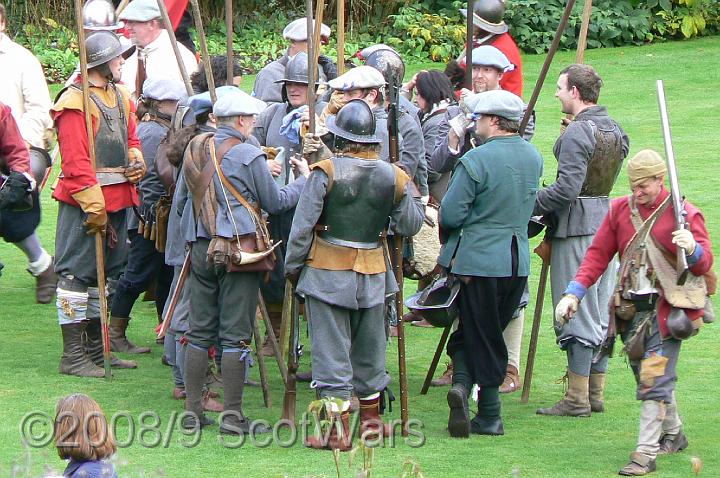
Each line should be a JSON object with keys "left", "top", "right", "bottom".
{"left": 499, "top": 364, "right": 521, "bottom": 394}
{"left": 202, "top": 390, "right": 224, "bottom": 412}
{"left": 33, "top": 257, "right": 58, "bottom": 304}
{"left": 536, "top": 370, "right": 591, "bottom": 417}
{"left": 109, "top": 317, "right": 151, "bottom": 354}
{"left": 260, "top": 310, "right": 282, "bottom": 357}
{"left": 589, "top": 372, "right": 606, "bottom": 412}
{"left": 431, "top": 362, "right": 453, "bottom": 387}
{"left": 618, "top": 452, "right": 656, "bottom": 476}
{"left": 59, "top": 322, "right": 104, "bottom": 378}
{"left": 359, "top": 395, "right": 393, "bottom": 442}
{"left": 85, "top": 318, "right": 137, "bottom": 369}
{"left": 306, "top": 410, "right": 353, "bottom": 451}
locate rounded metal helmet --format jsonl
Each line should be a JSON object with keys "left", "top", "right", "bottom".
{"left": 459, "top": 0, "right": 509, "bottom": 35}
{"left": 275, "top": 52, "right": 312, "bottom": 85}
{"left": 86, "top": 30, "right": 135, "bottom": 70}
{"left": 364, "top": 48, "right": 405, "bottom": 88}
{"left": 405, "top": 276, "right": 460, "bottom": 328}
{"left": 666, "top": 309, "right": 694, "bottom": 340}
{"left": 83, "top": 0, "right": 124, "bottom": 31}
{"left": 326, "top": 99, "right": 380, "bottom": 144}
{"left": 28, "top": 147, "right": 51, "bottom": 185}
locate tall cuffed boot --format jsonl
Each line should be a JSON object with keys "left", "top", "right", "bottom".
{"left": 536, "top": 370, "right": 591, "bottom": 417}
{"left": 109, "top": 317, "right": 151, "bottom": 354}
{"left": 471, "top": 386, "right": 504, "bottom": 435}
{"left": 589, "top": 372, "right": 606, "bottom": 413}
{"left": 619, "top": 400, "right": 663, "bottom": 476}
{"left": 85, "top": 318, "right": 137, "bottom": 369}
{"left": 260, "top": 310, "right": 282, "bottom": 357}
{"left": 447, "top": 350, "right": 471, "bottom": 438}
{"left": 29, "top": 254, "right": 57, "bottom": 304}
{"left": 306, "top": 401, "right": 353, "bottom": 452}
{"left": 219, "top": 351, "right": 269, "bottom": 435}
{"left": 59, "top": 322, "right": 104, "bottom": 378}
{"left": 658, "top": 392, "right": 688, "bottom": 455}
{"left": 359, "top": 393, "right": 393, "bottom": 442}
{"left": 182, "top": 345, "right": 215, "bottom": 429}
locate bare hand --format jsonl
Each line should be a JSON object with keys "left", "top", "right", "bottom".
{"left": 560, "top": 116, "right": 572, "bottom": 134}
{"left": 266, "top": 159, "right": 282, "bottom": 177}
{"left": 124, "top": 161, "right": 145, "bottom": 184}
{"left": 290, "top": 155, "right": 310, "bottom": 178}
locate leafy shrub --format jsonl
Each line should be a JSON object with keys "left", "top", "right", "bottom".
{"left": 387, "top": 3, "right": 466, "bottom": 62}
{"left": 15, "top": 18, "right": 78, "bottom": 84}
{"left": 639, "top": 0, "right": 720, "bottom": 38}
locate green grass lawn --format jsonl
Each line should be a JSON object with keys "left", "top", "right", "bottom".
{"left": 1, "top": 36, "right": 719, "bottom": 477}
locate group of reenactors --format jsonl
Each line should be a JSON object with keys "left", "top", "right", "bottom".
{"left": 0, "top": 0, "right": 715, "bottom": 476}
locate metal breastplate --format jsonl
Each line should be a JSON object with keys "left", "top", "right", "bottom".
{"left": 91, "top": 86, "right": 129, "bottom": 186}
{"left": 318, "top": 155, "right": 397, "bottom": 249}
{"left": 579, "top": 120, "right": 624, "bottom": 197}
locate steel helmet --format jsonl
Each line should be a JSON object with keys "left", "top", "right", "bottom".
{"left": 83, "top": 0, "right": 124, "bottom": 31}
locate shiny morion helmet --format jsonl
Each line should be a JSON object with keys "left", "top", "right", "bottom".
{"left": 86, "top": 30, "right": 135, "bottom": 78}
{"left": 326, "top": 99, "right": 381, "bottom": 146}
{"left": 83, "top": 0, "right": 124, "bottom": 31}
{"left": 404, "top": 276, "right": 460, "bottom": 328}
{"left": 363, "top": 46, "right": 405, "bottom": 88}
{"left": 459, "top": 0, "right": 509, "bottom": 35}
{"left": 274, "top": 52, "right": 318, "bottom": 103}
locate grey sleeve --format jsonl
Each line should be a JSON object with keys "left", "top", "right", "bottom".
{"left": 247, "top": 156, "right": 306, "bottom": 215}
{"left": 284, "top": 170, "right": 327, "bottom": 274}
{"left": 137, "top": 125, "right": 168, "bottom": 207}
{"left": 521, "top": 107, "right": 536, "bottom": 142}
{"left": 391, "top": 183, "right": 425, "bottom": 238}
{"left": 397, "top": 114, "right": 423, "bottom": 180}
{"left": 429, "top": 114, "right": 463, "bottom": 174}
{"left": 252, "top": 107, "right": 272, "bottom": 146}
{"left": 173, "top": 168, "right": 189, "bottom": 218}
{"left": 534, "top": 122, "right": 595, "bottom": 216}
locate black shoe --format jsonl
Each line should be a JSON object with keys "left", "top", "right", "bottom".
{"left": 219, "top": 414, "right": 272, "bottom": 436}
{"left": 296, "top": 371, "right": 312, "bottom": 383}
{"left": 470, "top": 415, "right": 504, "bottom": 436}
{"left": 658, "top": 431, "right": 688, "bottom": 455}
{"left": 181, "top": 412, "right": 216, "bottom": 430}
{"left": 447, "top": 384, "right": 470, "bottom": 438}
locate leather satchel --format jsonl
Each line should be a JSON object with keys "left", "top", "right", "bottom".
{"left": 209, "top": 139, "right": 278, "bottom": 273}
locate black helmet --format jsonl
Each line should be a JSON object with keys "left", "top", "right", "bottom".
{"left": 326, "top": 99, "right": 380, "bottom": 144}
{"left": 83, "top": 0, "right": 123, "bottom": 31}
{"left": 404, "top": 276, "right": 460, "bottom": 328}
{"left": 86, "top": 30, "right": 135, "bottom": 70}
{"left": 364, "top": 47, "right": 405, "bottom": 88}
{"left": 459, "top": 0, "right": 508, "bottom": 35}
{"left": 28, "top": 147, "right": 51, "bottom": 185}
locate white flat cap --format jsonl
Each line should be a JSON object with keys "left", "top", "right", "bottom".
{"left": 471, "top": 89, "right": 524, "bottom": 121}
{"left": 119, "top": 0, "right": 160, "bottom": 22}
{"left": 142, "top": 78, "right": 188, "bottom": 102}
{"left": 213, "top": 90, "right": 267, "bottom": 117}
{"left": 283, "top": 18, "right": 331, "bottom": 41}
{"left": 327, "top": 66, "right": 385, "bottom": 91}
{"left": 471, "top": 45, "right": 514, "bottom": 72}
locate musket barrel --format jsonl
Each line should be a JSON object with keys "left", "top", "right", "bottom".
{"left": 656, "top": 79, "right": 689, "bottom": 284}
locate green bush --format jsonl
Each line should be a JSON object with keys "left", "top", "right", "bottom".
{"left": 638, "top": 0, "right": 720, "bottom": 38}
{"left": 15, "top": 18, "right": 78, "bottom": 84}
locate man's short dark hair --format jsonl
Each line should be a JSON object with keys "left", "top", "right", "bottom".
{"left": 191, "top": 55, "right": 246, "bottom": 94}
{"left": 496, "top": 116, "right": 519, "bottom": 133}
{"left": 560, "top": 64, "right": 603, "bottom": 103}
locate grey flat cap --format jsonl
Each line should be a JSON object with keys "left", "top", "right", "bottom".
{"left": 119, "top": 0, "right": 161, "bottom": 22}
{"left": 188, "top": 85, "right": 240, "bottom": 116}
{"left": 142, "top": 78, "right": 188, "bottom": 102}
{"left": 327, "top": 66, "right": 385, "bottom": 91}
{"left": 471, "top": 89, "right": 524, "bottom": 121}
{"left": 283, "top": 18, "right": 331, "bottom": 41}
{"left": 213, "top": 90, "right": 267, "bottom": 117}
{"left": 471, "top": 45, "right": 514, "bottom": 72}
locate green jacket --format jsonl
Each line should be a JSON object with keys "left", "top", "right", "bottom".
{"left": 438, "top": 135, "right": 543, "bottom": 277}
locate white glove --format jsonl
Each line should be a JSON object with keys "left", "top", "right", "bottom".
{"left": 448, "top": 114, "right": 472, "bottom": 139}
{"left": 555, "top": 294, "right": 580, "bottom": 327}
{"left": 672, "top": 228, "right": 697, "bottom": 255}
